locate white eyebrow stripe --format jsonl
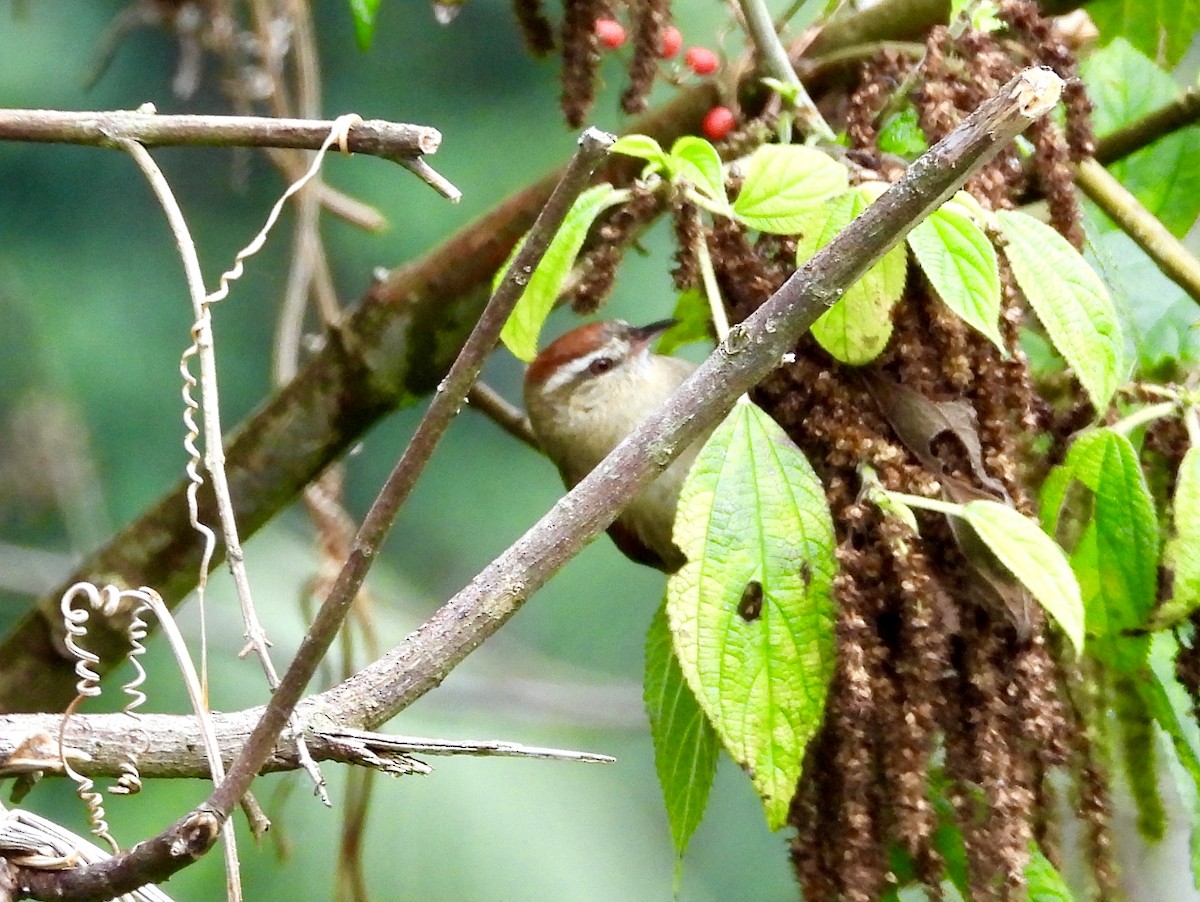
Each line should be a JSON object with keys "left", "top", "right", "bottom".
{"left": 540, "top": 338, "right": 629, "bottom": 395}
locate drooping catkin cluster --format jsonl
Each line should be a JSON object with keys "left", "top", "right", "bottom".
{"left": 560, "top": 0, "right": 607, "bottom": 127}
{"left": 620, "top": 0, "right": 671, "bottom": 113}
{"left": 536, "top": 2, "right": 1119, "bottom": 896}
{"left": 694, "top": 8, "right": 1107, "bottom": 899}
{"left": 513, "top": 0, "right": 556, "bottom": 56}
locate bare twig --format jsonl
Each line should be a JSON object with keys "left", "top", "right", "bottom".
{"left": 0, "top": 109, "right": 439, "bottom": 158}
{"left": 467, "top": 383, "right": 540, "bottom": 451}
{"left": 121, "top": 126, "right": 354, "bottom": 810}
{"left": 399, "top": 156, "right": 464, "bottom": 203}
{"left": 1076, "top": 158, "right": 1200, "bottom": 304}
{"left": 0, "top": 712, "right": 617, "bottom": 780}
{"left": 737, "top": 0, "right": 835, "bottom": 141}
{"left": 117, "top": 140, "right": 248, "bottom": 902}
{"left": 0, "top": 804, "right": 175, "bottom": 902}
{"left": 1095, "top": 86, "right": 1200, "bottom": 167}
{"left": 316, "top": 728, "right": 616, "bottom": 764}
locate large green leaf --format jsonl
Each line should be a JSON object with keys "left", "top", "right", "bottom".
{"left": 1087, "top": 2, "right": 1200, "bottom": 69}
{"left": 666, "top": 399, "right": 837, "bottom": 829}
{"left": 731, "top": 145, "right": 848, "bottom": 234}
{"left": 800, "top": 184, "right": 908, "bottom": 365}
{"left": 997, "top": 210, "right": 1123, "bottom": 412}
{"left": 907, "top": 203, "right": 1003, "bottom": 351}
{"left": 1040, "top": 429, "right": 1158, "bottom": 669}
{"left": 645, "top": 602, "right": 720, "bottom": 862}
{"left": 1150, "top": 447, "right": 1200, "bottom": 629}
{"left": 1083, "top": 40, "right": 1200, "bottom": 237}
{"left": 499, "top": 184, "right": 626, "bottom": 362}
{"left": 960, "top": 500, "right": 1084, "bottom": 654}
{"left": 1091, "top": 432, "right": 1159, "bottom": 648}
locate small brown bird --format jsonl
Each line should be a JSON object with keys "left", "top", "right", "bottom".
{"left": 524, "top": 320, "right": 702, "bottom": 571}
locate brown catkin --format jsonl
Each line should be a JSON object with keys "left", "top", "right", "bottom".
{"left": 708, "top": 216, "right": 786, "bottom": 314}
{"left": 730, "top": 13, "right": 1097, "bottom": 898}
{"left": 1030, "top": 117, "right": 1084, "bottom": 248}
{"left": 566, "top": 182, "right": 663, "bottom": 312}
{"left": 829, "top": 550, "right": 889, "bottom": 901}
{"left": 1178, "top": 614, "right": 1200, "bottom": 723}
{"left": 512, "top": 0, "right": 555, "bottom": 56}
{"left": 881, "top": 518, "right": 952, "bottom": 877}
{"left": 620, "top": 0, "right": 669, "bottom": 113}
{"left": 670, "top": 198, "right": 701, "bottom": 292}
{"left": 999, "top": 0, "right": 1095, "bottom": 160}
{"left": 791, "top": 728, "right": 846, "bottom": 900}
{"left": 560, "top": 0, "right": 602, "bottom": 127}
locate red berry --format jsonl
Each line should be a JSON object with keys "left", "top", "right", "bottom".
{"left": 594, "top": 18, "right": 626, "bottom": 49}
{"left": 685, "top": 46, "right": 719, "bottom": 75}
{"left": 702, "top": 106, "right": 736, "bottom": 141}
{"left": 658, "top": 25, "right": 683, "bottom": 59}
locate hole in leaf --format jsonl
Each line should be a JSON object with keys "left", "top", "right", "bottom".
{"left": 738, "top": 581, "right": 764, "bottom": 621}
{"left": 800, "top": 561, "right": 812, "bottom": 589}
{"left": 1157, "top": 564, "right": 1174, "bottom": 604}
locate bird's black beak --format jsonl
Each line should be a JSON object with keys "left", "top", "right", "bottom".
{"left": 628, "top": 319, "right": 676, "bottom": 351}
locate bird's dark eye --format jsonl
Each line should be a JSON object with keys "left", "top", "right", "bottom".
{"left": 588, "top": 357, "right": 614, "bottom": 376}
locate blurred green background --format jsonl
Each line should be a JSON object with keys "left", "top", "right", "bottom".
{"left": 0, "top": 1, "right": 797, "bottom": 899}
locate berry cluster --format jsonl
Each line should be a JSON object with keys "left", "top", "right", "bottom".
{"left": 592, "top": 18, "right": 732, "bottom": 141}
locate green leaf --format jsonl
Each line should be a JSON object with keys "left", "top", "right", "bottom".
{"left": 1149, "top": 447, "right": 1200, "bottom": 629}
{"left": 1143, "top": 634, "right": 1200, "bottom": 889}
{"left": 960, "top": 500, "right": 1084, "bottom": 654}
{"left": 930, "top": 781, "right": 971, "bottom": 895}
{"left": 1026, "top": 846, "right": 1074, "bottom": 901}
{"left": 348, "top": 0, "right": 383, "bottom": 50}
{"left": 877, "top": 106, "right": 929, "bottom": 159}
{"left": 499, "top": 184, "right": 626, "bottom": 362}
{"left": 907, "top": 204, "right": 1004, "bottom": 352}
{"left": 731, "top": 145, "right": 848, "bottom": 234}
{"left": 610, "top": 134, "right": 670, "bottom": 176}
{"left": 760, "top": 76, "right": 800, "bottom": 105}
{"left": 1083, "top": 40, "right": 1200, "bottom": 237}
{"left": 997, "top": 210, "right": 1124, "bottom": 411}
{"left": 645, "top": 602, "right": 720, "bottom": 862}
{"left": 1041, "top": 429, "right": 1158, "bottom": 667}
{"left": 669, "top": 136, "right": 727, "bottom": 207}
{"left": 1087, "top": 1, "right": 1200, "bottom": 69}
{"left": 800, "top": 185, "right": 907, "bottom": 364}
{"left": 657, "top": 288, "right": 711, "bottom": 356}
{"left": 667, "top": 399, "right": 837, "bottom": 829}
{"left": 1040, "top": 428, "right": 1110, "bottom": 537}
{"left": 1091, "top": 432, "right": 1159, "bottom": 647}
{"left": 1114, "top": 671, "right": 1166, "bottom": 841}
